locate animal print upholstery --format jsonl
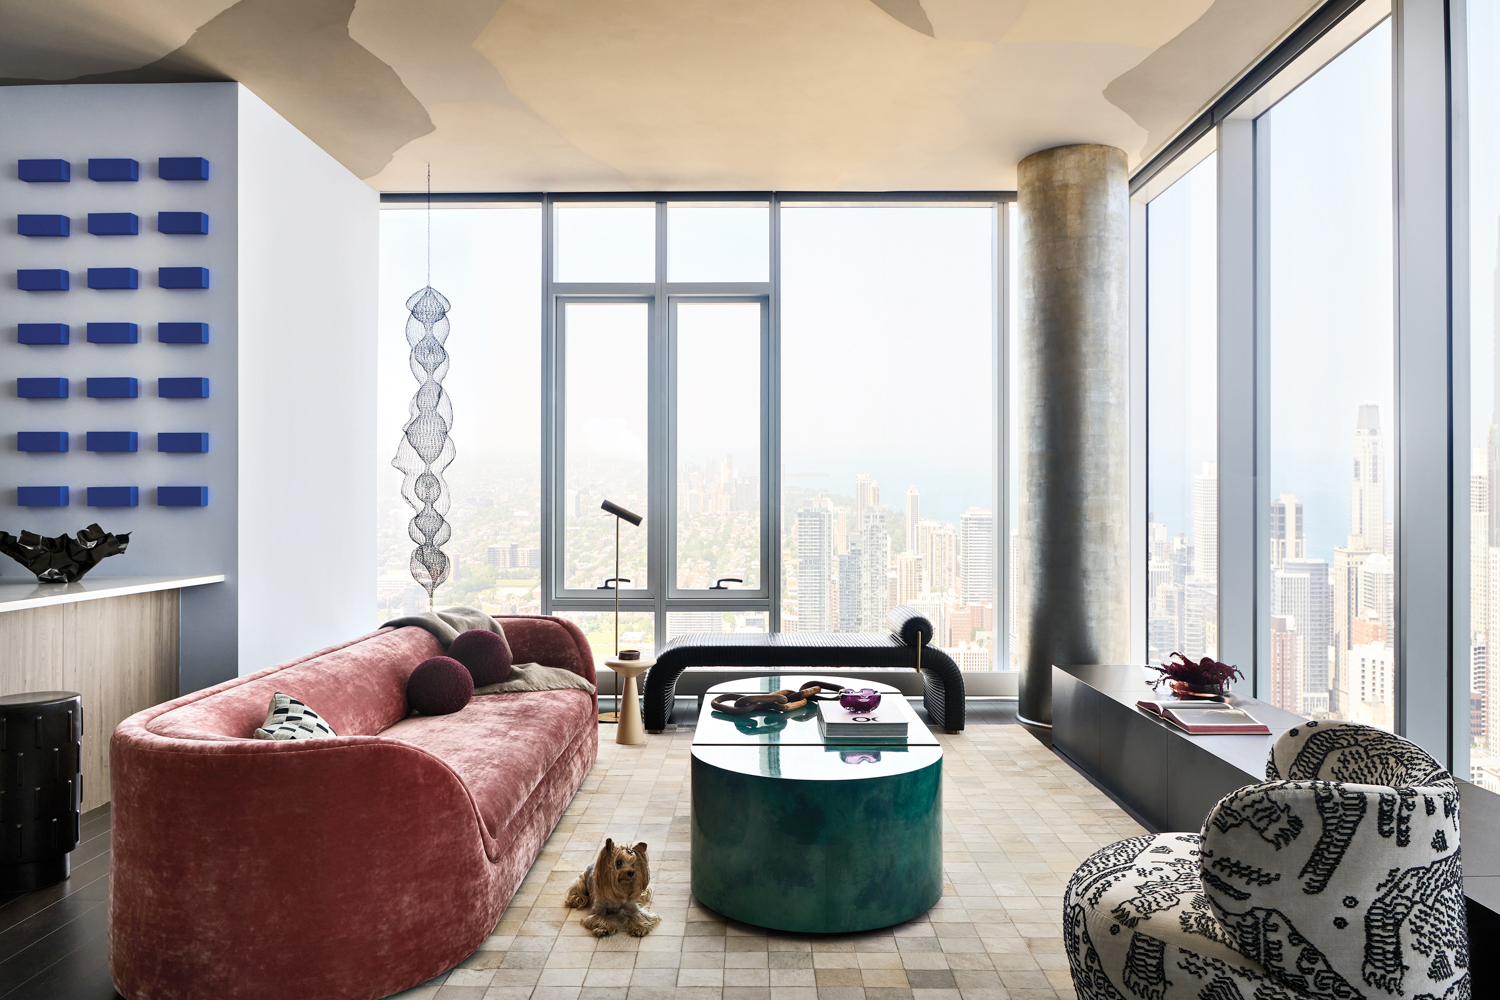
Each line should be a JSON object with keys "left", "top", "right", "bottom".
{"left": 1064, "top": 721, "right": 1470, "bottom": 1000}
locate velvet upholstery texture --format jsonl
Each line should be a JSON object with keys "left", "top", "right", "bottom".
{"left": 450, "top": 628, "right": 513, "bottom": 686}
{"left": 108, "top": 615, "right": 597, "bottom": 1000}
{"left": 407, "top": 655, "right": 475, "bottom": 715}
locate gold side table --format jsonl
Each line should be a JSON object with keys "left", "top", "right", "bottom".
{"left": 603, "top": 659, "right": 653, "bottom": 745}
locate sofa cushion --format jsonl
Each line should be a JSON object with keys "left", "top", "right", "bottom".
{"left": 408, "top": 656, "right": 475, "bottom": 715}
{"left": 253, "top": 692, "right": 338, "bottom": 740}
{"left": 379, "top": 688, "right": 596, "bottom": 841}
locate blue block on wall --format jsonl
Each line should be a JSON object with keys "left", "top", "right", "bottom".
{"left": 18, "top": 160, "right": 70, "bottom": 183}
{"left": 18, "top": 432, "right": 68, "bottom": 453}
{"left": 87, "top": 268, "right": 139, "bottom": 290}
{"left": 87, "top": 486, "right": 138, "bottom": 507}
{"left": 18, "top": 378, "right": 68, "bottom": 398}
{"left": 159, "top": 157, "right": 209, "bottom": 181}
{"left": 158, "top": 377, "right": 209, "bottom": 399}
{"left": 86, "top": 431, "right": 138, "bottom": 452}
{"left": 18, "top": 486, "right": 68, "bottom": 507}
{"left": 88, "top": 213, "right": 139, "bottom": 236}
{"left": 88, "top": 158, "right": 139, "bottom": 182}
{"left": 18, "top": 215, "right": 69, "bottom": 237}
{"left": 158, "top": 432, "right": 209, "bottom": 453}
{"left": 158, "top": 322, "right": 209, "bottom": 344}
{"left": 18, "top": 269, "right": 68, "bottom": 291}
{"left": 159, "top": 267, "right": 209, "bottom": 289}
{"left": 158, "top": 212, "right": 208, "bottom": 235}
{"left": 86, "top": 322, "right": 139, "bottom": 344}
{"left": 18, "top": 323, "right": 69, "bottom": 345}
{"left": 86, "top": 377, "right": 137, "bottom": 398}
{"left": 157, "top": 486, "right": 208, "bottom": 507}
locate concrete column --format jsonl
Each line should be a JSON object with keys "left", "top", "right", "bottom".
{"left": 1017, "top": 144, "right": 1131, "bottom": 726}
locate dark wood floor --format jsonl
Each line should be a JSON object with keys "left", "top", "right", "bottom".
{"left": 0, "top": 701, "right": 1031, "bottom": 1000}
{"left": 0, "top": 805, "right": 120, "bottom": 999}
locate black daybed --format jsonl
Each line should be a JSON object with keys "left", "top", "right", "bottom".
{"left": 641, "top": 606, "right": 965, "bottom": 732}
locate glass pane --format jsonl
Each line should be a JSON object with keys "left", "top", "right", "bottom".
{"left": 1264, "top": 20, "right": 1393, "bottom": 724}
{"left": 377, "top": 207, "right": 542, "bottom": 623}
{"left": 667, "top": 204, "right": 770, "bottom": 282}
{"left": 563, "top": 302, "right": 649, "bottom": 591}
{"left": 1007, "top": 203, "right": 1020, "bottom": 670}
{"left": 666, "top": 610, "right": 768, "bottom": 637}
{"left": 553, "top": 610, "right": 656, "bottom": 711}
{"left": 1469, "top": 0, "right": 1500, "bottom": 789}
{"left": 781, "top": 205, "right": 997, "bottom": 667}
{"left": 555, "top": 204, "right": 655, "bottom": 283}
{"left": 1147, "top": 154, "right": 1218, "bottom": 667}
{"left": 676, "top": 302, "right": 762, "bottom": 590}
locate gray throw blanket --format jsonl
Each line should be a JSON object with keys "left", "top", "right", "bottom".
{"left": 475, "top": 662, "right": 596, "bottom": 696}
{"left": 381, "top": 605, "right": 511, "bottom": 657}
{"left": 382, "top": 606, "right": 592, "bottom": 695}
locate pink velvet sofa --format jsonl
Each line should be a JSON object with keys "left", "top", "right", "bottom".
{"left": 108, "top": 615, "right": 598, "bottom": 1000}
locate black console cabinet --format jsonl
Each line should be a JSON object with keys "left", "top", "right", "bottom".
{"left": 0, "top": 691, "right": 83, "bottom": 891}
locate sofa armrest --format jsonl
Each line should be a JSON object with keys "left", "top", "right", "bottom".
{"left": 109, "top": 721, "right": 503, "bottom": 1000}
{"left": 1199, "top": 779, "right": 1467, "bottom": 1000}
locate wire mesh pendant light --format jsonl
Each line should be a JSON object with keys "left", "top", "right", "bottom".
{"left": 392, "top": 168, "right": 455, "bottom": 608}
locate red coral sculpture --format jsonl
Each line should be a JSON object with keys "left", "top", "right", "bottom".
{"left": 1149, "top": 652, "right": 1243, "bottom": 694}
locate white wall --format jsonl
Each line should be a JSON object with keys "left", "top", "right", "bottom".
{"left": 235, "top": 88, "right": 377, "bottom": 674}
{"left": 1, "top": 83, "right": 378, "bottom": 689}
{"left": 0, "top": 84, "right": 241, "bottom": 690}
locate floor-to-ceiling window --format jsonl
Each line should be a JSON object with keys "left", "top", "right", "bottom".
{"left": 1146, "top": 153, "right": 1218, "bottom": 668}
{"left": 1468, "top": 0, "right": 1500, "bottom": 789}
{"left": 780, "top": 205, "right": 1001, "bottom": 669}
{"left": 1260, "top": 19, "right": 1394, "bottom": 724}
{"left": 376, "top": 207, "right": 542, "bottom": 622}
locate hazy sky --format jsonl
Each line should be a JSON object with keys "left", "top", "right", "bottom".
{"left": 1471, "top": 2, "right": 1499, "bottom": 447}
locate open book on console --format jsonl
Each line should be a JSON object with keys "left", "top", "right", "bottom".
{"left": 1135, "top": 699, "right": 1271, "bottom": 735}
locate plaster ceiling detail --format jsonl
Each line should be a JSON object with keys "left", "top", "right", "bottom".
{"left": 0, "top": 0, "right": 1321, "bottom": 191}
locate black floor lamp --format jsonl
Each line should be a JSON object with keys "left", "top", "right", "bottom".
{"left": 598, "top": 499, "right": 642, "bottom": 723}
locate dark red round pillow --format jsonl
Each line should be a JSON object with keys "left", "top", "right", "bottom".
{"left": 448, "top": 629, "right": 512, "bottom": 687}
{"left": 407, "top": 656, "right": 474, "bottom": 715}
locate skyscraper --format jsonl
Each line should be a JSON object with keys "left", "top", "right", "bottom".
{"left": 1269, "top": 615, "right": 1298, "bottom": 712}
{"left": 905, "top": 486, "right": 920, "bottom": 552}
{"left": 1270, "top": 493, "right": 1305, "bottom": 570}
{"left": 1192, "top": 462, "right": 1217, "bottom": 582}
{"left": 860, "top": 506, "right": 891, "bottom": 630}
{"left": 795, "top": 499, "right": 834, "bottom": 631}
{"left": 1275, "top": 557, "right": 1334, "bottom": 713}
{"left": 1349, "top": 405, "right": 1388, "bottom": 554}
{"left": 959, "top": 508, "right": 994, "bottom": 604}
{"left": 918, "top": 521, "right": 959, "bottom": 594}
{"left": 854, "top": 474, "right": 879, "bottom": 531}
{"left": 896, "top": 551, "right": 924, "bottom": 605}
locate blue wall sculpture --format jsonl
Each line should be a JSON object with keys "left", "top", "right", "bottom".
{"left": 18, "top": 432, "right": 68, "bottom": 453}
{"left": 86, "top": 377, "right": 137, "bottom": 398}
{"left": 18, "top": 215, "right": 69, "bottom": 237}
{"left": 18, "top": 324, "right": 69, "bottom": 345}
{"left": 86, "top": 323, "right": 138, "bottom": 344}
{"left": 18, "top": 269, "right": 68, "bottom": 291}
{"left": 158, "top": 433, "right": 209, "bottom": 453}
{"left": 159, "top": 157, "right": 209, "bottom": 181}
{"left": 87, "top": 487, "right": 138, "bottom": 507}
{"left": 157, "top": 486, "right": 208, "bottom": 507}
{"left": 18, "top": 378, "right": 68, "bottom": 398}
{"left": 158, "top": 378, "right": 208, "bottom": 399}
{"left": 88, "top": 159, "right": 138, "bottom": 182}
{"left": 87, "top": 267, "right": 138, "bottom": 290}
{"left": 17, "top": 487, "right": 68, "bottom": 507}
{"left": 159, "top": 267, "right": 209, "bottom": 289}
{"left": 88, "top": 213, "right": 139, "bottom": 236}
{"left": 19, "top": 160, "right": 69, "bottom": 182}
{"left": 86, "top": 432, "right": 138, "bottom": 453}
{"left": 158, "top": 212, "right": 208, "bottom": 235}
{"left": 158, "top": 322, "right": 208, "bottom": 344}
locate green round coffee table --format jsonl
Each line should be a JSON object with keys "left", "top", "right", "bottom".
{"left": 690, "top": 675, "right": 942, "bottom": 933}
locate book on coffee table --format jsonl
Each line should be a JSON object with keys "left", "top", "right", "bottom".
{"left": 816, "top": 700, "right": 909, "bottom": 742}
{"left": 1136, "top": 700, "right": 1270, "bottom": 735}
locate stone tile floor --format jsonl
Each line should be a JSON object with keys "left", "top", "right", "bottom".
{"left": 387, "top": 722, "right": 1143, "bottom": 1000}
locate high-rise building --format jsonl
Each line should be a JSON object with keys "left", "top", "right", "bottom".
{"left": 854, "top": 474, "right": 879, "bottom": 531}
{"left": 1358, "top": 553, "right": 1395, "bottom": 646}
{"left": 908, "top": 595, "right": 950, "bottom": 646}
{"left": 1275, "top": 557, "right": 1333, "bottom": 713}
{"left": 860, "top": 506, "right": 891, "bottom": 629}
{"left": 832, "top": 506, "right": 849, "bottom": 555}
{"left": 1270, "top": 494, "right": 1305, "bottom": 570}
{"left": 1269, "top": 615, "right": 1298, "bottom": 713}
{"left": 1192, "top": 462, "right": 1217, "bottom": 582}
{"left": 837, "top": 540, "right": 864, "bottom": 633}
{"left": 1349, "top": 405, "right": 1388, "bottom": 554}
{"left": 1332, "top": 546, "right": 1374, "bottom": 715}
{"left": 905, "top": 486, "right": 920, "bottom": 552}
{"left": 896, "top": 551, "right": 924, "bottom": 605}
{"left": 917, "top": 521, "right": 959, "bottom": 594}
{"left": 795, "top": 499, "right": 834, "bottom": 631}
{"left": 959, "top": 508, "right": 994, "bottom": 604}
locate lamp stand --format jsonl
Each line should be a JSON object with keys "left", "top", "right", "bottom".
{"left": 599, "top": 516, "right": 622, "bottom": 724}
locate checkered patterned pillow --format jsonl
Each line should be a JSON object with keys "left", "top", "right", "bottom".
{"left": 253, "top": 692, "right": 337, "bottom": 740}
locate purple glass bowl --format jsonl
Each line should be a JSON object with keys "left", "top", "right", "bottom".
{"left": 839, "top": 688, "right": 882, "bottom": 712}
{"left": 840, "top": 751, "right": 882, "bottom": 765}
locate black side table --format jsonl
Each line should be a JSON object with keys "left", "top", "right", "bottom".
{"left": 0, "top": 692, "right": 82, "bottom": 891}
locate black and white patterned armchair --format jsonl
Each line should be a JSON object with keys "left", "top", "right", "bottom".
{"left": 1064, "top": 721, "right": 1469, "bottom": 1000}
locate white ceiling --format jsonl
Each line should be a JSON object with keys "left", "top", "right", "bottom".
{"left": 0, "top": 0, "right": 1322, "bottom": 191}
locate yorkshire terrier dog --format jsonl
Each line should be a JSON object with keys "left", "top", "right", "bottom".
{"left": 564, "top": 839, "right": 661, "bottom": 937}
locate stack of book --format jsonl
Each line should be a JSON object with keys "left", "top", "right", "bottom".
{"left": 1135, "top": 699, "right": 1270, "bottom": 735}
{"left": 816, "top": 701, "right": 908, "bottom": 743}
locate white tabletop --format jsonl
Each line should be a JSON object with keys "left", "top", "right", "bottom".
{"left": 0, "top": 574, "right": 225, "bottom": 613}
